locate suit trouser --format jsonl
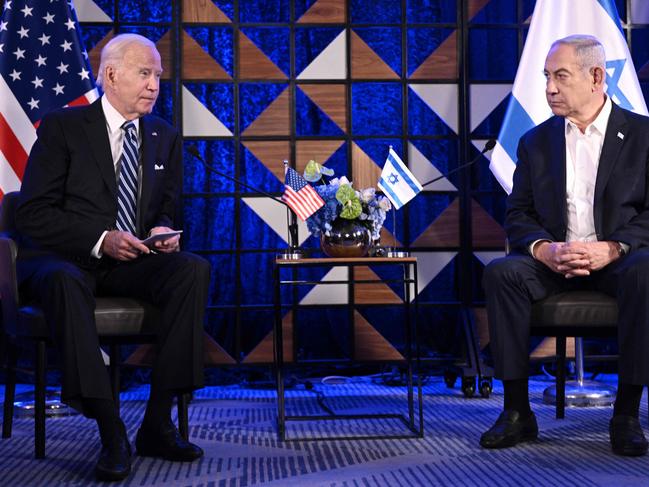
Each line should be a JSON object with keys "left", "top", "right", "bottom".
{"left": 483, "top": 248, "right": 649, "bottom": 385}
{"left": 17, "top": 251, "right": 211, "bottom": 414}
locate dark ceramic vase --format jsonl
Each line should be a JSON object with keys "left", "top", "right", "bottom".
{"left": 320, "top": 218, "right": 372, "bottom": 257}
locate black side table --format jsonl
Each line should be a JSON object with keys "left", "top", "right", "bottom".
{"left": 273, "top": 257, "right": 423, "bottom": 441}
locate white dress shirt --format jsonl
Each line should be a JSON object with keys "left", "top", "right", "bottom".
{"left": 90, "top": 96, "right": 141, "bottom": 257}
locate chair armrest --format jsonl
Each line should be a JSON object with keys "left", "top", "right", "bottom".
{"left": 0, "top": 235, "right": 19, "bottom": 334}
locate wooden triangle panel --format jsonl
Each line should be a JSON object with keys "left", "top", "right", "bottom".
{"left": 410, "top": 31, "right": 457, "bottom": 79}
{"left": 239, "top": 32, "right": 287, "bottom": 79}
{"left": 353, "top": 266, "right": 402, "bottom": 304}
{"left": 380, "top": 226, "right": 403, "bottom": 248}
{"left": 124, "top": 344, "right": 156, "bottom": 367}
{"left": 241, "top": 88, "right": 290, "bottom": 136}
{"left": 156, "top": 30, "right": 174, "bottom": 80}
{"left": 467, "top": 0, "right": 491, "bottom": 18}
{"left": 88, "top": 29, "right": 114, "bottom": 82}
{"left": 351, "top": 31, "right": 399, "bottom": 79}
{"left": 242, "top": 312, "right": 294, "bottom": 363}
{"left": 298, "top": 84, "right": 347, "bottom": 132}
{"left": 471, "top": 199, "right": 506, "bottom": 248}
{"left": 182, "top": 31, "right": 231, "bottom": 80}
{"left": 354, "top": 310, "right": 404, "bottom": 361}
{"left": 298, "top": 0, "right": 346, "bottom": 23}
{"left": 183, "top": 0, "right": 231, "bottom": 22}
{"left": 296, "top": 140, "right": 344, "bottom": 173}
{"left": 203, "top": 333, "right": 236, "bottom": 365}
{"left": 411, "top": 197, "right": 460, "bottom": 247}
{"left": 242, "top": 141, "right": 289, "bottom": 182}
{"left": 472, "top": 307, "right": 489, "bottom": 351}
{"left": 639, "top": 61, "right": 649, "bottom": 80}
{"left": 351, "top": 143, "right": 382, "bottom": 191}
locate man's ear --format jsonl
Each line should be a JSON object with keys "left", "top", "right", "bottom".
{"left": 592, "top": 66, "right": 605, "bottom": 89}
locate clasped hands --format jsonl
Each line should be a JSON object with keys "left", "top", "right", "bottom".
{"left": 101, "top": 226, "right": 181, "bottom": 261}
{"left": 534, "top": 241, "right": 621, "bottom": 278}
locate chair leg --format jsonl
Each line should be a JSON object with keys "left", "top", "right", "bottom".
{"left": 556, "top": 336, "right": 566, "bottom": 420}
{"left": 34, "top": 340, "right": 47, "bottom": 459}
{"left": 109, "top": 344, "right": 120, "bottom": 415}
{"left": 2, "top": 341, "right": 17, "bottom": 439}
{"left": 177, "top": 393, "right": 189, "bottom": 441}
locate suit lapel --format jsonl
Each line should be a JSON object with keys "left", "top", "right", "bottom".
{"left": 138, "top": 115, "right": 156, "bottom": 235}
{"left": 594, "top": 104, "right": 627, "bottom": 233}
{"left": 548, "top": 117, "right": 567, "bottom": 229}
{"left": 83, "top": 99, "right": 117, "bottom": 195}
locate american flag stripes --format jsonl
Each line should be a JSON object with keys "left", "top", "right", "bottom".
{"left": 282, "top": 166, "right": 324, "bottom": 221}
{"left": 0, "top": 0, "right": 98, "bottom": 198}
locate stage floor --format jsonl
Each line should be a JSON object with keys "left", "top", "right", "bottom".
{"left": 0, "top": 374, "right": 647, "bottom": 486}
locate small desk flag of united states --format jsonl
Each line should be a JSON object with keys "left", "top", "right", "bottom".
{"left": 378, "top": 146, "right": 422, "bottom": 210}
{"left": 282, "top": 166, "right": 324, "bottom": 221}
{"left": 0, "top": 0, "right": 98, "bottom": 198}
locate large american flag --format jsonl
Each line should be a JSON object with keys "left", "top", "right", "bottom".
{"left": 282, "top": 166, "right": 324, "bottom": 221}
{"left": 0, "top": 0, "right": 98, "bottom": 198}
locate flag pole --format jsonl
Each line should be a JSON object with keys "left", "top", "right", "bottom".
{"left": 277, "top": 160, "right": 304, "bottom": 260}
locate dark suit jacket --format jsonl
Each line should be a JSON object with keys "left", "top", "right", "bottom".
{"left": 506, "top": 103, "right": 649, "bottom": 254}
{"left": 15, "top": 98, "right": 182, "bottom": 262}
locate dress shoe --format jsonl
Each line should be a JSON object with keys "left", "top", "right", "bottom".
{"left": 95, "top": 422, "right": 131, "bottom": 482}
{"left": 136, "top": 420, "right": 203, "bottom": 461}
{"left": 480, "top": 410, "right": 538, "bottom": 449}
{"left": 610, "top": 415, "right": 648, "bottom": 456}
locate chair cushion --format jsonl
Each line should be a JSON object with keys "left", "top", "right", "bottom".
{"left": 530, "top": 291, "right": 618, "bottom": 328}
{"left": 16, "top": 297, "right": 160, "bottom": 338}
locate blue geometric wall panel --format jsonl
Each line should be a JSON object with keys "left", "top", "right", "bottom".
{"left": 469, "top": 29, "right": 518, "bottom": 80}
{"left": 213, "top": 0, "right": 235, "bottom": 20}
{"left": 354, "top": 28, "right": 402, "bottom": 76}
{"left": 239, "top": 253, "right": 277, "bottom": 305}
{"left": 408, "top": 88, "right": 454, "bottom": 136}
{"left": 119, "top": 25, "right": 168, "bottom": 43}
{"left": 239, "top": 144, "right": 285, "bottom": 194}
{"left": 296, "top": 89, "right": 345, "bottom": 136}
{"left": 470, "top": 0, "right": 516, "bottom": 24}
{"left": 152, "top": 82, "right": 173, "bottom": 123}
{"left": 183, "top": 141, "right": 236, "bottom": 194}
{"left": 295, "top": 0, "right": 322, "bottom": 19}
{"left": 185, "top": 27, "right": 234, "bottom": 77}
{"left": 205, "top": 254, "right": 237, "bottom": 306}
{"left": 356, "top": 307, "right": 406, "bottom": 348}
{"left": 352, "top": 83, "right": 402, "bottom": 135}
{"left": 417, "top": 255, "right": 458, "bottom": 302}
{"left": 239, "top": 0, "right": 290, "bottom": 22}
{"left": 92, "top": 0, "right": 115, "bottom": 19}
{"left": 295, "top": 308, "right": 351, "bottom": 359}
{"left": 407, "top": 0, "right": 456, "bottom": 23}
{"left": 319, "top": 142, "right": 348, "bottom": 177}
{"left": 472, "top": 93, "right": 512, "bottom": 138}
{"left": 295, "top": 28, "right": 344, "bottom": 75}
{"left": 239, "top": 83, "right": 288, "bottom": 132}
{"left": 407, "top": 28, "right": 454, "bottom": 77}
{"left": 184, "top": 83, "right": 235, "bottom": 133}
{"left": 241, "top": 28, "right": 290, "bottom": 76}
{"left": 408, "top": 193, "right": 456, "bottom": 245}
{"left": 410, "top": 139, "right": 458, "bottom": 184}
{"left": 350, "top": 0, "right": 401, "bottom": 24}
{"left": 80, "top": 26, "right": 113, "bottom": 59}
{"left": 118, "top": 0, "right": 172, "bottom": 22}
{"left": 239, "top": 202, "right": 290, "bottom": 250}
{"left": 183, "top": 197, "right": 235, "bottom": 251}
{"left": 354, "top": 138, "right": 403, "bottom": 170}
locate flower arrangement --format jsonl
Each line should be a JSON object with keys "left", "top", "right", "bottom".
{"left": 303, "top": 160, "right": 392, "bottom": 241}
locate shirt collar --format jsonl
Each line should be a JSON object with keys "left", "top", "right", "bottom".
{"left": 565, "top": 95, "right": 612, "bottom": 137}
{"left": 101, "top": 95, "right": 140, "bottom": 135}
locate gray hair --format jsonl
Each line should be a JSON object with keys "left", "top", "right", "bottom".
{"left": 96, "top": 33, "right": 158, "bottom": 87}
{"left": 551, "top": 35, "right": 606, "bottom": 73}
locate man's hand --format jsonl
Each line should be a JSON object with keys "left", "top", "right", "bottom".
{"left": 148, "top": 226, "right": 181, "bottom": 253}
{"left": 534, "top": 241, "right": 622, "bottom": 278}
{"left": 102, "top": 230, "right": 150, "bottom": 261}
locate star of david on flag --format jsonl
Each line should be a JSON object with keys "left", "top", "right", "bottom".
{"left": 0, "top": 0, "right": 98, "bottom": 198}
{"left": 489, "top": 0, "right": 647, "bottom": 194}
{"left": 378, "top": 146, "right": 422, "bottom": 210}
{"left": 282, "top": 166, "right": 324, "bottom": 221}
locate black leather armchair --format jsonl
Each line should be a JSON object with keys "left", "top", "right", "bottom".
{"left": 0, "top": 192, "right": 188, "bottom": 458}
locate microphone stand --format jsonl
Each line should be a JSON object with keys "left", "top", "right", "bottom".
{"left": 187, "top": 147, "right": 304, "bottom": 259}
{"left": 420, "top": 139, "right": 497, "bottom": 188}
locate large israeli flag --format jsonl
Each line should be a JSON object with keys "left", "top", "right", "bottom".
{"left": 490, "top": 0, "right": 648, "bottom": 193}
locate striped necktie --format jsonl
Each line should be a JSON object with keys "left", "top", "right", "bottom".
{"left": 116, "top": 121, "right": 139, "bottom": 235}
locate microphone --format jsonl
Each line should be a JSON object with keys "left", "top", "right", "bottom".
{"left": 421, "top": 139, "right": 496, "bottom": 188}
{"left": 186, "top": 146, "right": 301, "bottom": 254}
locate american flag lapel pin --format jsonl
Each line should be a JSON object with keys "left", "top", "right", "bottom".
{"left": 152, "top": 131, "right": 158, "bottom": 137}
{"left": 617, "top": 132, "right": 624, "bottom": 140}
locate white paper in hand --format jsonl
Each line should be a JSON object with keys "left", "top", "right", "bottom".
{"left": 141, "top": 230, "right": 183, "bottom": 248}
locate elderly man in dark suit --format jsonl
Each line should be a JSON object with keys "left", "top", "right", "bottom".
{"left": 481, "top": 35, "right": 649, "bottom": 456}
{"left": 16, "top": 34, "right": 210, "bottom": 481}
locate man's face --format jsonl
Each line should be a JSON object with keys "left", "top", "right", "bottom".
{"left": 544, "top": 43, "right": 597, "bottom": 120}
{"left": 105, "top": 43, "right": 162, "bottom": 120}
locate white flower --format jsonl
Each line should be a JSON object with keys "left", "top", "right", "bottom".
{"left": 330, "top": 176, "right": 351, "bottom": 187}
{"left": 378, "top": 196, "right": 392, "bottom": 211}
{"left": 359, "top": 187, "right": 375, "bottom": 203}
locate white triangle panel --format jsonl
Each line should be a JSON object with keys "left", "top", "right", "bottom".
{"left": 474, "top": 251, "right": 506, "bottom": 266}
{"left": 471, "top": 139, "right": 495, "bottom": 163}
{"left": 182, "top": 86, "right": 233, "bottom": 137}
{"left": 74, "top": 0, "right": 112, "bottom": 22}
{"left": 408, "top": 142, "right": 456, "bottom": 192}
{"left": 242, "top": 197, "right": 310, "bottom": 246}
{"left": 297, "top": 31, "right": 346, "bottom": 80}
{"left": 469, "top": 84, "right": 512, "bottom": 132}
{"left": 409, "top": 252, "right": 457, "bottom": 302}
{"left": 409, "top": 84, "right": 458, "bottom": 134}
{"left": 300, "top": 267, "right": 349, "bottom": 305}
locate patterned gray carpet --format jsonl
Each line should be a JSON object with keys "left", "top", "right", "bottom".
{"left": 1, "top": 375, "right": 648, "bottom": 486}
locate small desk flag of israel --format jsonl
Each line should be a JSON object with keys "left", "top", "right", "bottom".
{"left": 378, "top": 147, "right": 423, "bottom": 210}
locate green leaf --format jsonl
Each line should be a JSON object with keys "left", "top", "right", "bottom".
{"left": 335, "top": 184, "right": 355, "bottom": 204}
